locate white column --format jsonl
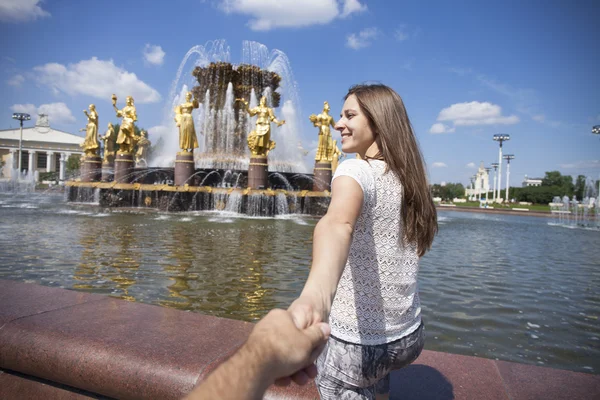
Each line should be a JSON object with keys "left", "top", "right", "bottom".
{"left": 492, "top": 169, "right": 497, "bottom": 202}
{"left": 28, "top": 151, "right": 36, "bottom": 174}
{"left": 497, "top": 146, "right": 503, "bottom": 202}
{"left": 59, "top": 153, "right": 67, "bottom": 181}
{"left": 505, "top": 162, "right": 511, "bottom": 203}
{"left": 10, "top": 149, "right": 17, "bottom": 170}
{"left": 46, "top": 151, "right": 54, "bottom": 172}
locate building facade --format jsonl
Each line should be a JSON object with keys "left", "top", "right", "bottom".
{"left": 465, "top": 162, "right": 490, "bottom": 200}
{"left": 522, "top": 175, "right": 542, "bottom": 187}
{"left": 0, "top": 115, "right": 84, "bottom": 181}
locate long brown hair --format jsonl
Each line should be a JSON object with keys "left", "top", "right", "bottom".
{"left": 346, "top": 84, "right": 437, "bottom": 256}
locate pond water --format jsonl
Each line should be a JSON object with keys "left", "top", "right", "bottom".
{"left": 0, "top": 192, "right": 598, "bottom": 374}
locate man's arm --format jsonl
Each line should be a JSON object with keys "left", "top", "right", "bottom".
{"left": 184, "top": 309, "right": 330, "bottom": 400}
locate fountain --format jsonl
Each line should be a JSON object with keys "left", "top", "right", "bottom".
{"left": 549, "top": 177, "right": 599, "bottom": 230}
{"left": 65, "top": 41, "right": 332, "bottom": 216}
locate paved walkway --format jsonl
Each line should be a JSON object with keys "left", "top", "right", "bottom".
{"left": 1, "top": 280, "right": 598, "bottom": 399}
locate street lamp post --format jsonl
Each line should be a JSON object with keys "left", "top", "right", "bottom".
{"left": 593, "top": 126, "right": 599, "bottom": 201}
{"left": 485, "top": 167, "right": 491, "bottom": 204}
{"left": 469, "top": 176, "right": 475, "bottom": 201}
{"left": 504, "top": 154, "right": 515, "bottom": 203}
{"left": 491, "top": 162, "right": 499, "bottom": 203}
{"left": 12, "top": 113, "right": 31, "bottom": 173}
{"left": 493, "top": 134, "right": 510, "bottom": 202}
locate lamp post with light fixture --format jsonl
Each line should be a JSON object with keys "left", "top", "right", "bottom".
{"left": 491, "top": 162, "right": 499, "bottom": 203}
{"left": 493, "top": 134, "right": 510, "bottom": 202}
{"left": 12, "top": 113, "right": 31, "bottom": 174}
{"left": 504, "top": 154, "right": 515, "bottom": 203}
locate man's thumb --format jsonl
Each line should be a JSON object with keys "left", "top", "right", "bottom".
{"left": 304, "top": 322, "right": 330, "bottom": 346}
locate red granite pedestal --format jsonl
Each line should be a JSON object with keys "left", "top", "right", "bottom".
{"left": 175, "top": 152, "right": 195, "bottom": 186}
{"left": 248, "top": 156, "right": 268, "bottom": 190}
{"left": 101, "top": 161, "right": 114, "bottom": 182}
{"left": 313, "top": 161, "right": 332, "bottom": 192}
{"left": 80, "top": 156, "right": 102, "bottom": 182}
{"left": 114, "top": 153, "right": 134, "bottom": 183}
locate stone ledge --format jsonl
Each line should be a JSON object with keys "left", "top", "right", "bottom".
{"left": 1, "top": 279, "right": 598, "bottom": 399}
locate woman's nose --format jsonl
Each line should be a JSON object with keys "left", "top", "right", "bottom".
{"left": 334, "top": 119, "right": 345, "bottom": 132}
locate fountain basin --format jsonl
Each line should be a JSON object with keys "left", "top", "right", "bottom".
{"left": 66, "top": 181, "right": 330, "bottom": 216}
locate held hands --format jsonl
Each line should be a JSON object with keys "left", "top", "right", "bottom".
{"left": 244, "top": 309, "right": 330, "bottom": 386}
{"left": 278, "top": 293, "right": 329, "bottom": 386}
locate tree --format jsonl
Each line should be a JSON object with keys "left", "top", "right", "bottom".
{"left": 66, "top": 154, "right": 81, "bottom": 173}
{"left": 431, "top": 182, "right": 465, "bottom": 201}
{"left": 541, "top": 171, "right": 574, "bottom": 197}
{"left": 574, "top": 175, "right": 586, "bottom": 200}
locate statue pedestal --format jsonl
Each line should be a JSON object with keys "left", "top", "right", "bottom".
{"left": 313, "top": 161, "right": 332, "bottom": 192}
{"left": 80, "top": 156, "right": 102, "bottom": 182}
{"left": 101, "top": 161, "right": 114, "bottom": 182}
{"left": 175, "top": 152, "right": 195, "bottom": 186}
{"left": 248, "top": 156, "right": 268, "bottom": 190}
{"left": 114, "top": 153, "right": 134, "bottom": 183}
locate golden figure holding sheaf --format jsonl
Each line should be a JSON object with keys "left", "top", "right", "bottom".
{"left": 135, "top": 130, "right": 151, "bottom": 167}
{"left": 112, "top": 94, "right": 138, "bottom": 154}
{"left": 331, "top": 139, "right": 344, "bottom": 173}
{"left": 175, "top": 91, "right": 199, "bottom": 153}
{"left": 99, "top": 123, "right": 116, "bottom": 163}
{"left": 310, "top": 101, "right": 336, "bottom": 162}
{"left": 236, "top": 96, "right": 285, "bottom": 157}
{"left": 81, "top": 104, "right": 99, "bottom": 157}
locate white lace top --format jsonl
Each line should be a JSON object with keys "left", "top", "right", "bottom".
{"left": 329, "top": 159, "right": 422, "bottom": 345}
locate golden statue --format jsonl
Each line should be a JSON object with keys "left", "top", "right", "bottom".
{"left": 99, "top": 123, "right": 116, "bottom": 163}
{"left": 309, "top": 101, "right": 336, "bottom": 162}
{"left": 134, "top": 130, "right": 151, "bottom": 166}
{"left": 236, "top": 96, "right": 285, "bottom": 157}
{"left": 174, "top": 91, "right": 199, "bottom": 153}
{"left": 81, "top": 104, "right": 99, "bottom": 157}
{"left": 112, "top": 94, "right": 138, "bottom": 154}
{"left": 331, "top": 139, "right": 344, "bottom": 173}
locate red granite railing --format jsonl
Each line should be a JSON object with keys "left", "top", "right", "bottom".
{"left": 1, "top": 280, "right": 598, "bottom": 399}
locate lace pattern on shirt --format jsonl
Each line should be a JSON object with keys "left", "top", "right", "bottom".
{"left": 329, "top": 159, "right": 421, "bottom": 345}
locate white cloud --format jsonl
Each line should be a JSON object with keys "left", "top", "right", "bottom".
{"left": 0, "top": 0, "right": 50, "bottom": 22}
{"left": 143, "top": 44, "right": 165, "bottom": 66}
{"left": 432, "top": 162, "right": 447, "bottom": 168}
{"left": 7, "top": 74, "right": 24, "bottom": 87}
{"left": 346, "top": 27, "right": 379, "bottom": 50}
{"left": 11, "top": 102, "right": 75, "bottom": 124}
{"left": 429, "top": 123, "right": 455, "bottom": 134}
{"left": 466, "top": 162, "right": 476, "bottom": 168}
{"left": 436, "top": 101, "right": 519, "bottom": 127}
{"left": 33, "top": 57, "right": 161, "bottom": 103}
{"left": 11, "top": 103, "right": 37, "bottom": 116}
{"left": 532, "top": 114, "right": 545, "bottom": 122}
{"left": 220, "top": 0, "right": 365, "bottom": 31}
{"left": 340, "top": 0, "right": 367, "bottom": 18}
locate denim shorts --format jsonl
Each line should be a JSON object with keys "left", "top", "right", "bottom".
{"left": 315, "top": 322, "right": 425, "bottom": 399}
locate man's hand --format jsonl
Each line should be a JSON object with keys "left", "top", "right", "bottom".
{"left": 243, "top": 309, "right": 329, "bottom": 385}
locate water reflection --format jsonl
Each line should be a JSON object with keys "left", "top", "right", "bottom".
{"left": 1, "top": 195, "right": 598, "bottom": 374}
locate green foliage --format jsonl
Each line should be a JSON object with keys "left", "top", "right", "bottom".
{"left": 39, "top": 171, "right": 58, "bottom": 182}
{"left": 507, "top": 185, "right": 564, "bottom": 204}
{"left": 66, "top": 154, "right": 81, "bottom": 173}
{"left": 431, "top": 182, "right": 466, "bottom": 201}
{"left": 541, "top": 170, "right": 574, "bottom": 196}
{"left": 574, "top": 175, "right": 586, "bottom": 200}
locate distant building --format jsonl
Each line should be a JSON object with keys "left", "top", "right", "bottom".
{"left": 465, "top": 162, "right": 490, "bottom": 200}
{"left": 522, "top": 175, "right": 542, "bottom": 187}
{"left": 0, "top": 114, "right": 83, "bottom": 181}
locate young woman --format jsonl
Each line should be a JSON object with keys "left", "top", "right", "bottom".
{"left": 288, "top": 84, "right": 438, "bottom": 399}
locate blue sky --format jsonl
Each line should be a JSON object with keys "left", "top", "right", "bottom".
{"left": 1, "top": 0, "right": 599, "bottom": 187}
